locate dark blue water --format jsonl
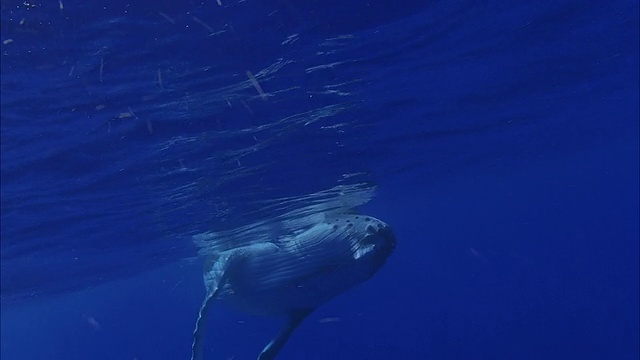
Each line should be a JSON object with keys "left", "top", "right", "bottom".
{"left": 1, "top": 1, "right": 638, "bottom": 359}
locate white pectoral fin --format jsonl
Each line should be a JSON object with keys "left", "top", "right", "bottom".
{"left": 191, "top": 288, "right": 220, "bottom": 360}
{"left": 191, "top": 253, "right": 235, "bottom": 360}
{"left": 258, "top": 309, "right": 314, "bottom": 360}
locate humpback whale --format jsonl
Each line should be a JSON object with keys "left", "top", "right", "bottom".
{"left": 191, "top": 212, "right": 396, "bottom": 360}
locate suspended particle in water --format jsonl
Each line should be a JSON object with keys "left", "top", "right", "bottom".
{"left": 318, "top": 317, "right": 341, "bottom": 323}
{"left": 245, "top": 70, "right": 267, "bottom": 100}
{"left": 192, "top": 16, "right": 214, "bottom": 33}
{"left": 86, "top": 317, "right": 101, "bottom": 331}
{"left": 157, "top": 68, "right": 164, "bottom": 89}
{"left": 99, "top": 57, "right": 104, "bottom": 83}
{"left": 158, "top": 11, "right": 176, "bottom": 24}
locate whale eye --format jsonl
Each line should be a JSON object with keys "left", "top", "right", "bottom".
{"left": 366, "top": 225, "right": 376, "bottom": 235}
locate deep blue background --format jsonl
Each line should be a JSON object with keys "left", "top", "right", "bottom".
{"left": 1, "top": 0, "right": 638, "bottom": 359}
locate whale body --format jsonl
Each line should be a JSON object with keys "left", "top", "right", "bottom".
{"left": 190, "top": 212, "right": 396, "bottom": 360}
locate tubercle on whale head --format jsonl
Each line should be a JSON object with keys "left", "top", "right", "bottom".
{"left": 351, "top": 219, "right": 396, "bottom": 264}
{"left": 370, "top": 224, "right": 396, "bottom": 254}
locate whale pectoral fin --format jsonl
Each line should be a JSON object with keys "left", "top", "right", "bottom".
{"left": 258, "top": 309, "right": 314, "bottom": 360}
{"left": 191, "top": 253, "right": 235, "bottom": 360}
{"left": 191, "top": 286, "right": 223, "bottom": 360}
